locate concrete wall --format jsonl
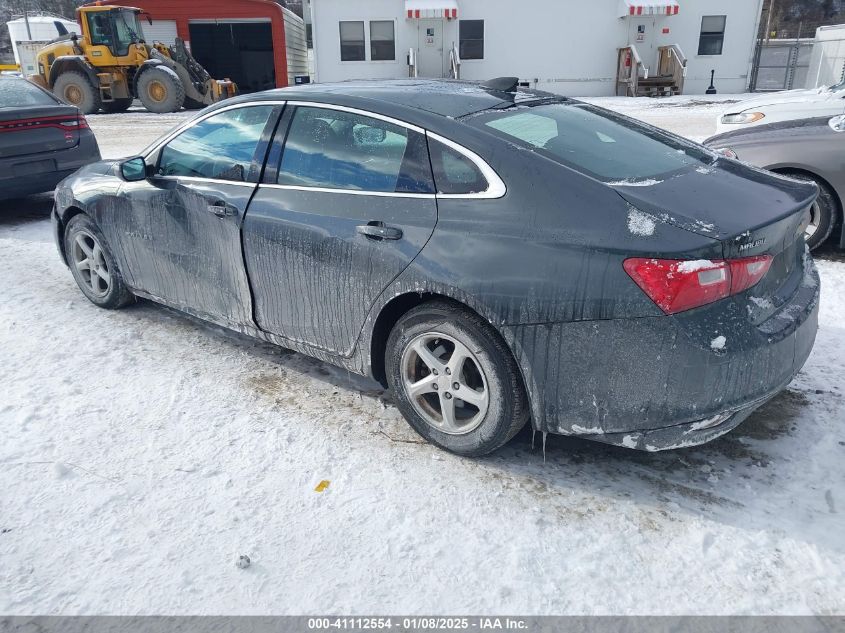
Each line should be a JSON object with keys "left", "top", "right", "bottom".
{"left": 310, "top": 0, "right": 764, "bottom": 96}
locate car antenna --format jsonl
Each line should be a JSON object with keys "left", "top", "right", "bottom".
{"left": 481, "top": 77, "right": 519, "bottom": 93}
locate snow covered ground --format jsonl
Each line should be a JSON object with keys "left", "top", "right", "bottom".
{"left": 1, "top": 95, "right": 844, "bottom": 616}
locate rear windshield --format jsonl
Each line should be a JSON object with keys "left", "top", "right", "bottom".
{"left": 465, "top": 101, "right": 711, "bottom": 183}
{"left": 0, "top": 79, "right": 57, "bottom": 108}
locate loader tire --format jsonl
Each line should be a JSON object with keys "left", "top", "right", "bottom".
{"left": 182, "top": 96, "right": 206, "bottom": 110}
{"left": 53, "top": 71, "right": 102, "bottom": 115}
{"left": 101, "top": 98, "right": 133, "bottom": 113}
{"left": 138, "top": 67, "right": 185, "bottom": 114}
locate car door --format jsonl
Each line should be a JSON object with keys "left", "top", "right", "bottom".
{"left": 113, "top": 103, "right": 281, "bottom": 327}
{"left": 242, "top": 103, "right": 438, "bottom": 355}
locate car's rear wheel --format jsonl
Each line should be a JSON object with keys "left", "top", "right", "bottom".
{"left": 386, "top": 300, "right": 529, "bottom": 456}
{"left": 53, "top": 71, "right": 101, "bottom": 115}
{"left": 780, "top": 171, "right": 839, "bottom": 250}
{"left": 64, "top": 214, "right": 134, "bottom": 309}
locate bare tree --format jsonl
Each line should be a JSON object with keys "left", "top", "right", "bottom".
{"left": 760, "top": 0, "right": 845, "bottom": 39}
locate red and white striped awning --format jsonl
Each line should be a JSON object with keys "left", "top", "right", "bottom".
{"left": 405, "top": 0, "right": 458, "bottom": 19}
{"left": 619, "top": 0, "right": 680, "bottom": 17}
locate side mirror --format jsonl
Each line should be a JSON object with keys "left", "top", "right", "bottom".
{"left": 120, "top": 157, "right": 148, "bottom": 181}
{"left": 829, "top": 115, "right": 845, "bottom": 132}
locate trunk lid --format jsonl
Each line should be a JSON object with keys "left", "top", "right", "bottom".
{"left": 613, "top": 159, "right": 817, "bottom": 324}
{"left": 0, "top": 105, "right": 84, "bottom": 159}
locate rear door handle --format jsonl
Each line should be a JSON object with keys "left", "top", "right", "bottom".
{"left": 356, "top": 222, "right": 403, "bottom": 240}
{"left": 208, "top": 201, "right": 237, "bottom": 217}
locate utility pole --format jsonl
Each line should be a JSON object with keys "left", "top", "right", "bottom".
{"left": 23, "top": 0, "right": 33, "bottom": 40}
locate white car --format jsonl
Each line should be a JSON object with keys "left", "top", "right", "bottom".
{"left": 715, "top": 81, "right": 845, "bottom": 134}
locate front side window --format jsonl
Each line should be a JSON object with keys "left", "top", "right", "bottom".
{"left": 340, "top": 21, "right": 365, "bottom": 61}
{"left": 277, "top": 106, "right": 434, "bottom": 194}
{"left": 157, "top": 105, "right": 275, "bottom": 182}
{"left": 428, "top": 138, "right": 488, "bottom": 195}
{"left": 87, "top": 12, "right": 112, "bottom": 48}
{"left": 698, "top": 15, "right": 726, "bottom": 56}
{"left": 370, "top": 20, "right": 395, "bottom": 61}
{"left": 467, "top": 102, "right": 710, "bottom": 183}
{"left": 459, "top": 20, "right": 484, "bottom": 60}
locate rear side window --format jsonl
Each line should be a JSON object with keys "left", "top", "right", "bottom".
{"left": 468, "top": 102, "right": 708, "bottom": 182}
{"left": 277, "top": 106, "right": 434, "bottom": 194}
{"left": 428, "top": 138, "right": 488, "bottom": 195}
{"left": 157, "top": 105, "right": 275, "bottom": 182}
{"left": 0, "top": 79, "right": 57, "bottom": 108}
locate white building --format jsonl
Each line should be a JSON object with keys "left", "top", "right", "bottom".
{"left": 309, "top": 0, "right": 765, "bottom": 96}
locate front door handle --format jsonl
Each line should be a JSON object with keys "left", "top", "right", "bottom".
{"left": 356, "top": 222, "right": 403, "bottom": 241}
{"left": 208, "top": 201, "right": 237, "bottom": 217}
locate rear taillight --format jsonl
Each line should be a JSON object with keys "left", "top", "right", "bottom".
{"left": 0, "top": 114, "right": 88, "bottom": 133}
{"left": 624, "top": 255, "right": 773, "bottom": 315}
{"left": 58, "top": 116, "right": 88, "bottom": 130}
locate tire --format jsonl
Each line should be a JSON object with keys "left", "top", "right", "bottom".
{"left": 53, "top": 71, "right": 101, "bottom": 115}
{"left": 101, "top": 98, "right": 133, "bottom": 113}
{"left": 137, "top": 67, "right": 185, "bottom": 114}
{"left": 182, "top": 96, "right": 206, "bottom": 110}
{"left": 386, "top": 300, "right": 530, "bottom": 456}
{"left": 64, "top": 214, "right": 134, "bottom": 310}
{"left": 780, "top": 171, "right": 839, "bottom": 250}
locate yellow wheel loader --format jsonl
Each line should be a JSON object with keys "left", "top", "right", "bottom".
{"left": 31, "top": 4, "right": 237, "bottom": 114}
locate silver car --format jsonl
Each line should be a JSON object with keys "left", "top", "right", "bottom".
{"left": 705, "top": 115, "right": 845, "bottom": 251}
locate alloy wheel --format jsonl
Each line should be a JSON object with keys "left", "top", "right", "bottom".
{"left": 71, "top": 231, "right": 111, "bottom": 298}
{"left": 401, "top": 332, "right": 489, "bottom": 435}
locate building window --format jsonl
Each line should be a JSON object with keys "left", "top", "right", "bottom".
{"left": 340, "top": 21, "right": 365, "bottom": 61}
{"left": 370, "top": 20, "right": 395, "bottom": 61}
{"left": 698, "top": 15, "right": 726, "bottom": 56}
{"left": 459, "top": 20, "right": 484, "bottom": 60}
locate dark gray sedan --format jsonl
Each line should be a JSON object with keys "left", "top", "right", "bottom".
{"left": 705, "top": 116, "right": 845, "bottom": 251}
{"left": 0, "top": 75, "right": 100, "bottom": 200}
{"left": 52, "top": 79, "right": 820, "bottom": 456}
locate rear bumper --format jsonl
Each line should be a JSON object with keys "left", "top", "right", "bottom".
{"left": 0, "top": 169, "right": 78, "bottom": 200}
{"left": 502, "top": 255, "right": 820, "bottom": 450}
{"left": 0, "top": 135, "right": 100, "bottom": 201}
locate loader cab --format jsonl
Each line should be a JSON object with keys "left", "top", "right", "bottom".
{"left": 79, "top": 7, "right": 147, "bottom": 62}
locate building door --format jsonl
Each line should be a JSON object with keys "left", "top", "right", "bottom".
{"left": 417, "top": 18, "right": 444, "bottom": 77}
{"left": 628, "top": 18, "right": 658, "bottom": 69}
{"left": 144, "top": 20, "right": 178, "bottom": 47}
{"left": 188, "top": 20, "right": 276, "bottom": 93}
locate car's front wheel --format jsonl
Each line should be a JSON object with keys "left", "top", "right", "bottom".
{"left": 386, "top": 300, "right": 529, "bottom": 456}
{"left": 780, "top": 171, "right": 839, "bottom": 250}
{"left": 64, "top": 214, "right": 134, "bottom": 309}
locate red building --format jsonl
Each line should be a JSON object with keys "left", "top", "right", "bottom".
{"left": 118, "top": 0, "right": 301, "bottom": 92}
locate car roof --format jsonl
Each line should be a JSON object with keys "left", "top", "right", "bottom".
{"left": 228, "top": 79, "right": 563, "bottom": 122}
